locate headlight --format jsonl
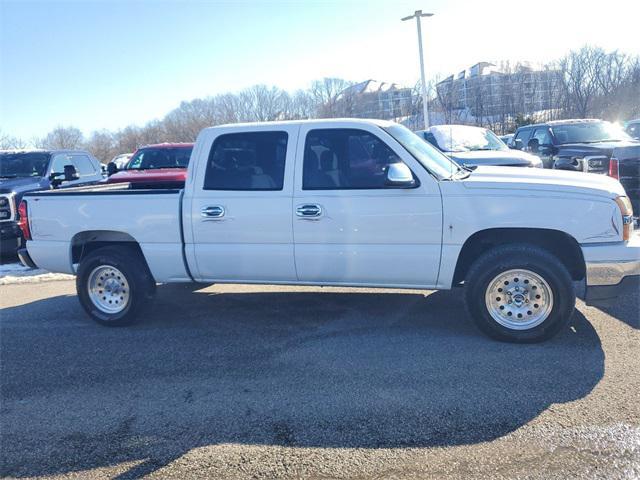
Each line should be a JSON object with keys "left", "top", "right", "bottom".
{"left": 0, "top": 194, "right": 16, "bottom": 222}
{"left": 615, "top": 196, "right": 634, "bottom": 241}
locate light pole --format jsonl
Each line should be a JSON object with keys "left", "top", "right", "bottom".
{"left": 402, "top": 10, "right": 434, "bottom": 129}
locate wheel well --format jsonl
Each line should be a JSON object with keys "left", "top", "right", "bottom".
{"left": 453, "top": 228, "right": 585, "bottom": 284}
{"left": 71, "top": 231, "right": 144, "bottom": 265}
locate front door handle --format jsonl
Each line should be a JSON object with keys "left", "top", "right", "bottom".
{"left": 296, "top": 204, "right": 322, "bottom": 218}
{"left": 201, "top": 205, "right": 225, "bottom": 219}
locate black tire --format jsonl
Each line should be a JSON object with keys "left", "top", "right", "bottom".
{"left": 465, "top": 244, "right": 575, "bottom": 343}
{"left": 76, "top": 246, "right": 155, "bottom": 326}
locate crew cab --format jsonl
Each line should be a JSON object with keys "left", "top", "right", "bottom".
{"left": 17, "top": 120, "right": 640, "bottom": 342}
{"left": 0, "top": 149, "right": 103, "bottom": 255}
{"left": 106, "top": 143, "right": 193, "bottom": 189}
{"left": 512, "top": 119, "right": 640, "bottom": 212}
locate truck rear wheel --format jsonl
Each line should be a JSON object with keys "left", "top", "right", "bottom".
{"left": 465, "top": 244, "right": 575, "bottom": 343}
{"left": 76, "top": 246, "right": 155, "bottom": 326}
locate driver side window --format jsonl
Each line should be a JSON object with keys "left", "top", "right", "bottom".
{"left": 302, "top": 128, "right": 410, "bottom": 190}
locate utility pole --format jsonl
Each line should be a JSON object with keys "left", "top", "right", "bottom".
{"left": 402, "top": 10, "right": 434, "bottom": 129}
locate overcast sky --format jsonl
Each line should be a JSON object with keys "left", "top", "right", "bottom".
{"left": 1, "top": 0, "right": 639, "bottom": 139}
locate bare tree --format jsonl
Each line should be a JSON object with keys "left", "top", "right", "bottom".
{"left": 311, "top": 78, "right": 353, "bottom": 117}
{"left": 84, "top": 130, "right": 115, "bottom": 163}
{"left": 36, "top": 126, "right": 84, "bottom": 150}
{"left": 0, "top": 131, "right": 29, "bottom": 150}
{"left": 285, "top": 89, "right": 316, "bottom": 119}
{"left": 240, "top": 85, "right": 288, "bottom": 122}
{"left": 558, "top": 46, "right": 602, "bottom": 118}
{"left": 164, "top": 98, "right": 219, "bottom": 141}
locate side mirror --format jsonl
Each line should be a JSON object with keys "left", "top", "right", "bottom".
{"left": 385, "top": 163, "right": 416, "bottom": 188}
{"left": 64, "top": 164, "right": 78, "bottom": 181}
{"left": 513, "top": 139, "right": 523, "bottom": 150}
{"left": 107, "top": 162, "right": 118, "bottom": 176}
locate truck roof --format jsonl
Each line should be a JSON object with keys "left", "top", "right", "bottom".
{"left": 209, "top": 118, "right": 397, "bottom": 131}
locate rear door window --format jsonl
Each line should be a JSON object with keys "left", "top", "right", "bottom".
{"left": 204, "top": 131, "right": 287, "bottom": 191}
{"left": 71, "top": 155, "right": 97, "bottom": 177}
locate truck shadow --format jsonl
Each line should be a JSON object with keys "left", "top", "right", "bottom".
{"left": 587, "top": 292, "right": 639, "bottom": 329}
{"left": 1, "top": 287, "right": 605, "bottom": 478}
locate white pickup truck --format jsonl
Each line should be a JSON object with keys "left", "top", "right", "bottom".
{"left": 17, "top": 119, "right": 639, "bottom": 342}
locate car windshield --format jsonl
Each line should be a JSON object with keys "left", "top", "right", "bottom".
{"left": 0, "top": 152, "right": 50, "bottom": 178}
{"left": 551, "top": 121, "right": 634, "bottom": 144}
{"left": 431, "top": 126, "right": 508, "bottom": 152}
{"left": 383, "top": 124, "right": 462, "bottom": 179}
{"left": 126, "top": 147, "right": 193, "bottom": 170}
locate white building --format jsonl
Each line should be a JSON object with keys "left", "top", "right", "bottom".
{"left": 436, "top": 62, "right": 561, "bottom": 119}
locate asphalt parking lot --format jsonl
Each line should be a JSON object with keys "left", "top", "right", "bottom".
{"left": 1, "top": 278, "right": 638, "bottom": 479}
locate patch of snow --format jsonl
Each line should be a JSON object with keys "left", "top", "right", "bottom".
{"left": 0, "top": 262, "right": 74, "bottom": 285}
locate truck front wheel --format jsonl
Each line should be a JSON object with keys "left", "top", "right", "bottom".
{"left": 76, "top": 246, "right": 155, "bottom": 326}
{"left": 465, "top": 244, "right": 575, "bottom": 343}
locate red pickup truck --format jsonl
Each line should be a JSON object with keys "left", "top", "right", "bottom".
{"left": 107, "top": 143, "right": 193, "bottom": 188}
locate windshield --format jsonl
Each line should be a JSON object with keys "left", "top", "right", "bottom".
{"left": 126, "top": 146, "right": 193, "bottom": 170}
{"left": 431, "top": 125, "right": 508, "bottom": 152}
{"left": 551, "top": 121, "right": 634, "bottom": 144}
{"left": 383, "top": 124, "right": 461, "bottom": 179}
{"left": 0, "top": 152, "right": 50, "bottom": 178}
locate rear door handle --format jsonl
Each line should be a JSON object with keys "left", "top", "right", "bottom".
{"left": 296, "top": 204, "right": 322, "bottom": 218}
{"left": 201, "top": 205, "right": 225, "bottom": 219}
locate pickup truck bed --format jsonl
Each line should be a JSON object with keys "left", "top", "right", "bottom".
{"left": 23, "top": 183, "right": 190, "bottom": 283}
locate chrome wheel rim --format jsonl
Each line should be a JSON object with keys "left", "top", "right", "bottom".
{"left": 87, "top": 265, "right": 130, "bottom": 314}
{"left": 485, "top": 269, "right": 553, "bottom": 330}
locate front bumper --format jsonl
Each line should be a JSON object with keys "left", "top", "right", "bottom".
{"left": 582, "top": 233, "right": 640, "bottom": 305}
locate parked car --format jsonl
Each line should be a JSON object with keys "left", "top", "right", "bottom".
{"left": 499, "top": 133, "right": 514, "bottom": 146}
{"left": 18, "top": 119, "right": 638, "bottom": 343}
{"left": 106, "top": 143, "right": 193, "bottom": 189}
{"left": 625, "top": 119, "right": 640, "bottom": 140}
{"left": 0, "top": 149, "right": 103, "bottom": 255}
{"left": 416, "top": 125, "right": 542, "bottom": 168}
{"left": 512, "top": 119, "right": 640, "bottom": 212}
{"left": 108, "top": 153, "right": 133, "bottom": 170}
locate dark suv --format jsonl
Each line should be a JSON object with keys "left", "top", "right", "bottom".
{"left": 512, "top": 119, "right": 640, "bottom": 211}
{"left": 0, "top": 149, "right": 103, "bottom": 255}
